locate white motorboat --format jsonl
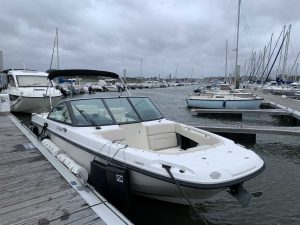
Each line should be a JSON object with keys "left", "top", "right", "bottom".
{"left": 1, "top": 69, "right": 62, "bottom": 113}
{"left": 31, "top": 69, "right": 265, "bottom": 206}
{"left": 98, "top": 79, "right": 125, "bottom": 92}
{"left": 187, "top": 84, "right": 263, "bottom": 109}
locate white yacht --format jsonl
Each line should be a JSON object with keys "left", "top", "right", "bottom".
{"left": 1, "top": 69, "right": 62, "bottom": 113}
{"left": 31, "top": 69, "right": 265, "bottom": 206}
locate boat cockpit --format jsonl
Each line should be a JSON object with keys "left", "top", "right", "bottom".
{"left": 46, "top": 96, "right": 222, "bottom": 153}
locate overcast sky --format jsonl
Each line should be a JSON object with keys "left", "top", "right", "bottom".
{"left": 1, "top": 0, "right": 300, "bottom": 78}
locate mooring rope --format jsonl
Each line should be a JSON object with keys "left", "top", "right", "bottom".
{"left": 162, "top": 164, "right": 209, "bottom": 225}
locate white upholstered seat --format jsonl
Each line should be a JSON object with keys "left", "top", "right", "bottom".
{"left": 145, "top": 122, "right": 178, "bottom": 151}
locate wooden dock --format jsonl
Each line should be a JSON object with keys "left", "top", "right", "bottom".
{"left": 190, "top": 90, "right": 300, "bottom": 141}
{"left": 191, "top": 108, "right": 290, "bottom": 116}
{"left": 254, "top": 89, "right": 300, "bottom": 111}
{"left": 0, "top": 113, "right": 131, "bottom": 225}
{"left": 196, "top": 124, "right": 300, "bottom": 136}
{"left": 254, "top": 89, "right": 300, "bottom": 120}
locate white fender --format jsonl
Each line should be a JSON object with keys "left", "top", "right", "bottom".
{"left": 56, "top": 153, "right": 89, "bottom": 185}
{"left": 41, "top": 138, "right": 64, "bottom": 156}
{"left": 41, "top": 139, "right": 88, "bottom": 184}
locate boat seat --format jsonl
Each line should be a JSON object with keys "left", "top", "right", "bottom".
{"left": 148, "top": 132, "right": 177, "bottom": 151}
{"left": 96, "top": 128, "right": 126, "bottom": 142}
{"left": 144, "top": 122, "right": 178, "bottom": 151}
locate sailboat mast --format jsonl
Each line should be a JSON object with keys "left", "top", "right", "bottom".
{"left": 175, "top": 64, "right": 178, "bottom": 83}
{"left": 225, "top": 39, "right": 228, "bottom": 83}
{"left": 282, "top": 24, "right": 291, "bottom": 81}
{"left": 235, "top": 0, "right": 241, "bottom": 89}
{"left": 56, "top": 27, "right": 60, "bottom": 69}
{"left": 140, "top": 58, "right": 143, "bottom": 77}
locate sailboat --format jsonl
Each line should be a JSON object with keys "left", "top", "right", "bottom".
{"left": 187, "top": 0, "right": 263, "bottom": 109}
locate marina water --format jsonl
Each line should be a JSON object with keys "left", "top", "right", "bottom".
{"left": 15, "top": 86, "right": 300, "bottom": 225}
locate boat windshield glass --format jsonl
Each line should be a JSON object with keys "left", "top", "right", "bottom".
{"left": 129, "top": 97, "right": 163, "bottom": 121}
{"left": 71, "top": 99, "right": 114, "bottom": 126}
{"left": 48, "top": 103, "right": 72, "bottom": 124}
{"left": 104, "top": 98, "right": 140, "bottom": 124}
{"left": 17, "top": 75, "right": 51, "bottom": 87}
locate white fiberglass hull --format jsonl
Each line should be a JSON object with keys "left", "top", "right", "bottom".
{"left": 187, "top": 97, "right": 263, "bottom": 109}
{"left": 32, "top": 116, "right": 265, "bottom": 205}
{"left": 38, "top": 130, "right": 224, "bottom": 205}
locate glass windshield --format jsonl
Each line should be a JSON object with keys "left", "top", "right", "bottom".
{"left": 129, "top": 97, "right": 163, "bottom": 121}
{"left": 71, "top": 99, "right": 114, "bottom": 126}
{"left": 48, "top": 103, "right": 72, "bottom": 124}
{"left": 104, "top": 98, "right": 140, "bottom": 123}
{"left": 17, "top": 75, "right": 51, "bottom": 87}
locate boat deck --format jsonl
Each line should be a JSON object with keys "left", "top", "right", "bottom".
{"left": 0, "top": 112, "right": 112, "bottom": 225}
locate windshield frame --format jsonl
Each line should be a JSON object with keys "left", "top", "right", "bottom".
{"left": 47, "top": 96, "right": 165, "bottom": 127}
{"left": 127, "top": 97, "right": 164, "bottom": 122}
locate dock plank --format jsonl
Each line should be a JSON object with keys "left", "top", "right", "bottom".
{"left": 254, "top": 89, "right": 300, "bottom": 111}
{"left": 191, "top": 108, "right": 290, "bottom": 115}
{"left": 0, "top": 182, "right": 71, "bottom": 208}
{"left": 196, "top": 124, "right": 300, "bottom": 136}
{"left": 49, "top": 210, "right": 105, "bottom": 225}
{"left": 0, "top": 113, "right": 106, "bottom": 225}
{"left": 0, "top": 191, "right": 89, "bottom": 224}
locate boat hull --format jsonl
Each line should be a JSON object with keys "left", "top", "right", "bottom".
{"left": 187, "top": 98, "right": 263, "bottom": 109}
{"left": 46, "top": 131, "right": 224, "bottom": 205}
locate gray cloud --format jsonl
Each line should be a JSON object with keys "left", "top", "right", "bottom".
{"left": 1, "top": 0, "right": 300, "bottom": 78}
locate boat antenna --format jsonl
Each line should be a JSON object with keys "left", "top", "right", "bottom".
{"left": 49, "top": 27, "right": 59, "bottom": 70}
{"left": 119, "top": 76, "right": 131, "bottom": 96}
{"left": 47, "top": 27, "right": 60, "bottom": 114}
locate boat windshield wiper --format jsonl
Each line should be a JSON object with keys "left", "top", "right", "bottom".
{"left": 74, "top": 105, "right": 100, "bottom": 128}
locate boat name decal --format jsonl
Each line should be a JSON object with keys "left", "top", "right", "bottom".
{"left": 56, "top": 126, "right": 67, "bottom": 133}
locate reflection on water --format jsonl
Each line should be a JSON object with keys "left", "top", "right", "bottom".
{"left": 14, "top": 86, "right": 300, "bottom": 225}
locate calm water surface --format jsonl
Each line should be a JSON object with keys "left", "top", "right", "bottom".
{"left": 17, "top": 86, "right": 300, "bottom": 225}
{"left": 125, "top": 86, "right": 300, "bottom": 225}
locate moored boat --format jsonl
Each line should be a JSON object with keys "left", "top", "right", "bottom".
{"left": 187, "top": 84, "right": 263, "bottom": 109}
{"left": 187, "top": 93, "right": 263, "bottom": 109}
{"left": 31, "top": 69, "right": 265, "bottom": 206}
{"left": 1, "top": 69, "right": 62, "bottom": 113}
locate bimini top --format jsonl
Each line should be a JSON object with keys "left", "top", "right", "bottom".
{"left": 47, "top": 69, "right": 119, "bottom": 80}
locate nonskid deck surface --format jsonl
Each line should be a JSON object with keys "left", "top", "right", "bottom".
{"left": 0, "top": 113, "right": 106, "bottom": 225}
